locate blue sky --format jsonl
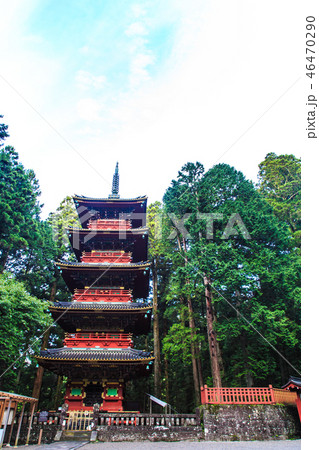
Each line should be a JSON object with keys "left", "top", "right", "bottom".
{"left": 0, "top": 0, "right": 312, "bottom": 219}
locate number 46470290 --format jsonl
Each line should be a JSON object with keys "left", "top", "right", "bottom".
{"left": 306, "top": 16, "right": 316, "bottom": 79}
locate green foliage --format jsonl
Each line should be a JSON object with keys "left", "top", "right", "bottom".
{"left": 0, "top": 115, "right": 9, "bottom": 146}
{"left": 258, "top": 153, "right": 301, "bottom": 247}
{"left": 155, "top": 161, "right": 301, "bottom": 410}
{"left": 48, "top": 196, "right": 80, "bottom": 262}
{"left": 0, "top": 146, "right": 41, "bottom": 272}
{"left": 0, "top": 272, "right": 52, "bottom": 392}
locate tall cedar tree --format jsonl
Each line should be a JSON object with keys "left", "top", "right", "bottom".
{"left": 0, "top": 273, "right": 51, "bottom": 392}
{"left": 0, "top": 146, "right": 41, "bottom": 272}
{"left": 162, "top": 162, "right": 300, "bottom": 411}
{"left": 257, "top": 153, "right": 301, "bottom": 247}
{"left": 0, "top": 115, "right": 9, "bottom": 145}
{"left": 163, "top": 162, "right": 210, "bottom": 403}
{"left": 32, "top": 196, "right": 79, "bottom": 407}
{"left": 197, "top": 163, "right": 300, "bottom": 386}
{"left": 147, "top": 202, "right": 173, "bottom": 399}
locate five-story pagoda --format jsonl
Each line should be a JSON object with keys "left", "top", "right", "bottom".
{"left": 37, "top": 164, "right": 154, "bottom": 412}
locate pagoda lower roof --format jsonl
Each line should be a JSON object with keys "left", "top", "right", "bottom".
{"left": 37, "top": 347, "right": 154, "bottom": 379}
{"left": 58, "top": 261, "right": 149, "bottom": 269}
{"left": 50, "top": 301, "right": 151, "bottom": 311}
{"left": 57, "top": 261, "right": 150, "bottom": 297}
{"left": 49, "top": 302, "right": 152, "bottom": 334}
{"left": 39, "top": 347, "right": 152, "bottom": 362}
{"left": 67, "top": 226, "right": 148, "bottom": 234}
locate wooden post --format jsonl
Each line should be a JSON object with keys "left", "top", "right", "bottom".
{"left": 296, "top": 396, "right": 301, "bottom": 422}
{"left": 7, "top": 401, "right": 18, "bottom": 445}
{"left": 14, "top": 403, "right": 25, "bottom": 448}
{"left": 25, "top": 402, "right": 36, "bottom": 445}
{"left": 37, "top": 426, "right": 43, "bottom": 445}
{"left": 0, "top": 398, "right": 12, "bottom": 449}
{"left": 269, "top": 385, "right": 274, "bottom": 404}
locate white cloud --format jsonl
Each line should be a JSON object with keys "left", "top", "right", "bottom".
{"left": 79, "top": 45, "right": 90, "bottom": 54}
{"left": 77, "top": 98, "right": 103, "bottom": 121}
{"left": 125, "top": 21, "right": 148, "bottom": 37}
{"left": 75, "top": 70, "right": 107, "bottom": 90}
{"left": 131, "top": 4, "right": 146, "bottom": 19}
{"left": 129, "top": 51, "right": 155, "bottom": 87}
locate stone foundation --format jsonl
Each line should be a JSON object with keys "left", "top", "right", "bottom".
{"left": 201, "top": 404, "right": 300, "bottom": 441}
{"left": 9, "top": 423, "right": 60, "bottom": 446}
{"left": 97, "top": 425, "right": 203, "bottom": 442}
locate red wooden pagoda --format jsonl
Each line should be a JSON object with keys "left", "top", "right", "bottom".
{"left": 37, "top": 163, "right": 154, "bottom": 411}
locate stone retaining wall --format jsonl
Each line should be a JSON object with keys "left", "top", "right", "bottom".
{"left": 201, "top": 404, "right": 300, "bottom": 441}
{"left": 97, "top": 425, "right": 203, "bottom": 442}
{"left": 9, "top": 423, "right": 59, "bottom": 446}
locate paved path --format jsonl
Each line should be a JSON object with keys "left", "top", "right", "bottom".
{"left": 80, "top": 441, "right": 301, "bottom": 450}
{"left": 13, "top": 442, "right": 88, "bottom": 450}
{"left": 15, "top": 440, "right": 301, "bottom": 450}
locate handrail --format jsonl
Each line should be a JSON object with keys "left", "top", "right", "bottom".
{"left": 65, "top": 332, "right": 132, "bottom": 340}
{"left": 200, "top": 385, "right": 298, "bottom": 406}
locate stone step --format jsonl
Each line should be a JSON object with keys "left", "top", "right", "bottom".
{"left": 61, "top": 430, "right": 91, "bottom": 441}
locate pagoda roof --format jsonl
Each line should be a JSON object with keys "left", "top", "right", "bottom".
{"left": 39, "top": 347, "right": 152, "bottom": 362}
{"left": 73, "top": 195, "right": 148, "bottom": 203}
{"left": 73, "top": 196, "right": 147, "bottom": 228}
{"left": 49, "top": 302, "right": 152, "bottom": 334}
{"left": 36, "top": 347, "right": 154, "bottom": 379}
{"left": 66, "top": 227, "right": 148, "bottom": 262}
{"left": 50, "top": 301, "right": 151, "bottom": 311}
{"left": 57, "top": 261, "right": 150, "bottom": 298}
{"left": 67, "top": 226, "right": 148, "bottom": 234}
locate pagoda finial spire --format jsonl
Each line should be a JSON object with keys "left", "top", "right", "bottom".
{"left": 110, "top": 162, "right": 120, "bottom": 198}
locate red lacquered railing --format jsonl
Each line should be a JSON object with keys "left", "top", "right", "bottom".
{"left": 272, "top": 388, "right": 298, "bottom": 404}
{"left": 88, "top": 219, "right": 131, "bottom": 230}
{"left": 73, "top": 288, "right": 132, "bottom": 303}
{"left": 81, "top": 251, "right": 132, "bottom": 264}
{"left": 64, "top": 332, "right": 133, "bottom": 348}
{"left": 200, "top": 385, "right": 297, "bottom": 405}
{"left": 200, "top": 385, "right": 273, "bottom": 405}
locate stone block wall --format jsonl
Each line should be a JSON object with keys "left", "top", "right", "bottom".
{"left": 201, "top": 404, "right": 300, "bottom": 441}
{"left": 9, "top": 423, "right": 59, "bottom": 446}
{"left": 97, "top": 425, "right": 203, "bottom": 442}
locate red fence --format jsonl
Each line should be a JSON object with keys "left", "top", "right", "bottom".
{"left": 200, "top": 385, "right": 297, "bottom": 406}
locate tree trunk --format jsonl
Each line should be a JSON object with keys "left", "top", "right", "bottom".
{"left": 49, "top": 278, "right": 57, "bottom": 302}
{"left": 163, "top": 318, "right": 170, "bottom": 405}
{"left": 187, "top": 296, "right": 201, "bottom": 405}
{"left": 164, "top": 356, "right": 169, "bottom": 404}
{"left": 240, "top": 333, "right": 254, "bottom": 387}
{"left": 235, "top": 291, "right": 252, "bottom": 386}
{"left": 196, "top": 341, "right": 204, "bottom": 389}
{"left": 152, "top": 260, "right": 161, "bottom": 398}
{"left": 53, "top": 375, "right": 63, "bottom": 410}
{"left": 32, "top": 279, "right": 56, "bottom": 405}
{"left": 0, "top": 247, "right": 10, "bottom": 273}
{"left": 182, "top": 237, "right": 201, "bottom": 403}
{"left": 204, "top": 275, "right": 222, "bottom": 387}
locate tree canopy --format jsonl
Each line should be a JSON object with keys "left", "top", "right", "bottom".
{"left": 0, "top": 119, "right": 300, "bottom": 415}
{"left": 149, "top": 161, "right": 301, "bottom": 411}
{"left": 0, "top": 272, "right": 51, "bottom": 391}
{"left": 0, "top": 146, "right": 42, "bottom": 272}
{"left": 0, "top": 115, "right": 9, "bottom": 146}
{"left": 257, "top": 152, "right": 301, "bottom": 247}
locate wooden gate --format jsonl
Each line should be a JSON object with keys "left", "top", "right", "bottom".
{"left": 65, "top": 411, "right": 94, "bottom": 431}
